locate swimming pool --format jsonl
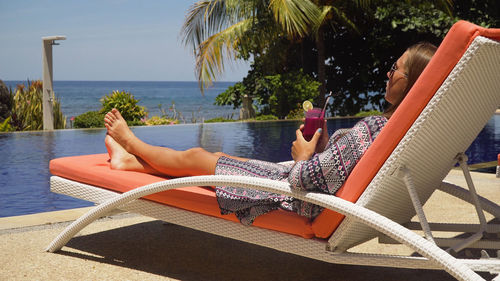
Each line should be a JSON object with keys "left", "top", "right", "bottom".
{"left": 1, "top": 116, "right": 498, "bottom": 217}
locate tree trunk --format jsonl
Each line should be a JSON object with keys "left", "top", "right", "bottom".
{"left": 316, "top": 25, "right": 326, "bottom": 107}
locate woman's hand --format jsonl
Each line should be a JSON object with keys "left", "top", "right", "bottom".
{"left": 292, "top": 127, "right": 323, "bottom": 162}
{"left": 315, "top": 120, "right": 329, "bottom": 153}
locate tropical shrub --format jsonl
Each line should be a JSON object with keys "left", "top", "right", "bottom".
{"left": 204, "top": 117, "right": 237, "bottom": 123}
{"left": 73, "top": 111, "right": 105, "bottom": 128}
{"left": 145, "top": 116, "right": 178, "bottom": 126}
{"left": 0, "top": 80, "right": 12, "bottom": 122}
{"left": 12, "top": 80, "right": 66, "bottom": 131}
{"left": 263, "top": 70, "right": 320, "bottom": 119}
{"left": 215, "top": 82, "right": 246, "bottom": 109}
{"left": 0, "top": 117, "right": 13, "bottom": 132}
{"left": 254, "top": 114, "right": 278, "bottom": 121}
{"left": 100, "top": 90, "right": 146, "bottom": 122}
{"left": 216, "top": 69, "right": 320, "bottom": 119}
{"left": 285, "top": 107, "right": 305, "bottom": 120}
{"left": 354, "top": 110, "right": 383, "bottom": 117}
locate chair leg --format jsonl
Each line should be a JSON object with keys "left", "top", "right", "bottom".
{"left": 448, "top": 153, "right": 488, "bottom": 253}
{"left": 401, "top": 166, "right": 436, "bottom": 244}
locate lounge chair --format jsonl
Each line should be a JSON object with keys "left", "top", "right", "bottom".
{"left": 46, "top": 21, "right": 500, "bottom": 281}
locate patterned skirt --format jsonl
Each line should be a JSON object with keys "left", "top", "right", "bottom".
{"left": 214, "top": 156, "right": 322, "bottom": 225}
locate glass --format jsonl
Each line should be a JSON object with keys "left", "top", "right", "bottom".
{"left": 303, "top": 108, "right": 324, "bottom": 141}
{"left": 389, "top": 62, "right": 408, "bottom": 79}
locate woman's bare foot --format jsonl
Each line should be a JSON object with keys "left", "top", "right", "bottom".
{"left": 105, "top": 135, "right": 139, "bottom": 170}
{"left": 104, "top": 109, "right": 139, "bottom": 153}
{"left": 104, "top": 135, "right": 161, "bottom": 174}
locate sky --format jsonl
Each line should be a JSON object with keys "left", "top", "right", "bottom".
{"left": 0, "top": 0, "right": 250, "bottom": 82}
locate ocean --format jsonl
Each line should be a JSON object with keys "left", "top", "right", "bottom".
{"left": 0, "top": 80, "right": 499, "bottom": 217}
{"left": 3, "top": 80, "right": 239, "bottom": 123}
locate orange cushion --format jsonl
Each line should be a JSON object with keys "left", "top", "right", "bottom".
{"left": 311, "top": 21, "right": 500, "bottom": 238}
{"left": 50, "top": 154, "right": 315, "bottom": 238}
{"left": 51, "top": 21, "right": 500, "bottom": 241}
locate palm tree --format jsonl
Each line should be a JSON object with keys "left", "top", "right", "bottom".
{"left": 307, "top": 0, "right": 453, "bottom": 104}
{"left": 180, "top": 0, "right": 321, "bottom": 92}
{"left": 181, "top": 0, "right": 453, "bottom": 101}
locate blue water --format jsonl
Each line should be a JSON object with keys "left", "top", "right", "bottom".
{"left": 0, "top": 115, "right": 498, "bottom": 218}
{"left": 1, "top": 80, "right": 499, "bottom": 217}
{"left": 0, "top": 119, "right": 353, "bottom": 217}
{"left": 4, "top": 81, "right": 239, "bottom": 122}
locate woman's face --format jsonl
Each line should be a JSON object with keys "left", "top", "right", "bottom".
{"left": 385, "top": 51, "right": 409, "bottom": 105}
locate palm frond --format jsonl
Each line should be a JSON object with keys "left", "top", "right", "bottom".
{"left": 310, "top": 5, "right": 332, "bottom": 35}
{"left": 181, "top": 0, "right": 236, "bottom": 52}
{"left": 269, "top": 0, "right": 322, "bottom": 37}
{"left": 330, "top": 6, "right": 358, "bottom": 33}
{"left": 433, "top": 0, "right": 453, "bottom": 15}
{"left": 353, "top": 0, "right": 371, "bottom": 9}
{"left": 195, "top": 18, "right": 253, "bottom": 91}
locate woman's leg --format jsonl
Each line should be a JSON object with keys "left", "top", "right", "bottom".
{"left": 104, "top": 109, "right": 247, "bottom": 177}
{"left": 105, "top": 135, "right": 160, "bottom": 175}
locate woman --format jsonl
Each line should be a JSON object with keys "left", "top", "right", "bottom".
{"left": 104, "top": 42, "right": 437, "bottom": 225}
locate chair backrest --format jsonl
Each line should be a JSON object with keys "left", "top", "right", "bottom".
{"left": 310, "top": 21, "right": 500, "bottom": 247}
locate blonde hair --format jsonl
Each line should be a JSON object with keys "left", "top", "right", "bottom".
{"left": 385, "top": 42, "right": 437, "bottom": 117}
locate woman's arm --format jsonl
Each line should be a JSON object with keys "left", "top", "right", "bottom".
{"left": 315, "top": 120, "right": 330, "bottom": 153}
{"left": 291, "top": 127, "right": 323, "bottom": 162}
{"left": 287, "top": 116, "right": 388, "bottom": 195}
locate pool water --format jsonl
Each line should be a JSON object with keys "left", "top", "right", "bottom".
{"left": 1, "top": 116, "right": 498, "bottom": 217}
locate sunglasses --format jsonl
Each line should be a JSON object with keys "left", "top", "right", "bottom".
{"left": 389, "top": 62, "right": 408, "bottom": 79}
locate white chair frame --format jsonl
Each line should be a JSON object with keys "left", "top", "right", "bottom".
{"left": 46, "top": 34, "right": 500, "bottom": 281}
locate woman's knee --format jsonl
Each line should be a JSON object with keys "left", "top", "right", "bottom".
{"left": 183, "top": 147, "right": 223, "bottom": 162}
{"left": 213, "top": 152, "right": 227, "bottom": 158}
{"left": 186, "top": 148, "right": 226, "bottom": 159}
{"left": 182, "top": 147, "right": 219, "bottom": 175}
{"left": 184, "top": 147, "right": 209, "bottom": 158}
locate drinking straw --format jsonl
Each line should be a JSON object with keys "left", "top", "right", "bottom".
{"left": 321, "top": 92, "right": 332, "bottom": 118}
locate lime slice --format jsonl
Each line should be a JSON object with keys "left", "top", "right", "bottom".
{"left": 302, "top": 100, "right": 313, "bottom": 112}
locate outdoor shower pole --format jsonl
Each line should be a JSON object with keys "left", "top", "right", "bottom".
{"left": 42, "top": 36, "right": 66, "bottom": 130}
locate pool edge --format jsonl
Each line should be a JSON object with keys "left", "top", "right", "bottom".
{"left": 0, "top": 207, "right": 99, "bottom": 231}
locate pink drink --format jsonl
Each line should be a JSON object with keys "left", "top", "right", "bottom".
{"left": 303, "top": 108, "right": 324, "bottom": 141}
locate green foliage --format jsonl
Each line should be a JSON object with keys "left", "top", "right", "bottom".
{"left": 73, "top": 111, "right": 105, "bottom": 128}
{"left": 76, "top": 90, "right": 151, "bottom": 128}
{"left": 204, "top": 117, "right": 237, "bottom": 123}
{"left": 286, "top": 107, "right": 305, "bottom": 120}
{"left": 215, "top": 82, "right": 246, "bottom": 109}
{"left": 157, "top": 102, "right": 181, "bottom": 121}
{"left": 0, "top": 80, "right": 13, "bottom": 122}
{"left": 53, "top": 94, "right": 66, "bottom": 130}
{"left": 187, "top": 0, "right": 499, "bottom": 117}
{"left": 0, "top": 116, "right": 13, "bottom": 132}
{"left": 354, "top": 110, "right": 383, "bottom": 117}
{"left": 12, "top": 80, "right": 66, "bottom": 131}
{"left": 100, "top": 90, "right": 146, "bottom": 122}
{"left": 180, "top": 0, "right": 322, "bottom": 91}
{"left": 375, "top": 2, "right": 455, "bottom": 38}
{"left": 263, "top": 70, "right": 320, "bottom": 118}
{"left": 453, "top": 0, "right": 500, "bottom": 28}
{"left": 126, "top": 119, "right": 145, "bottom": 126}
{"left": 319, "top": 1, "right": 457, "bottom": 116}
{"left": 216, "top": 69, "right": 319, "bottom": 119}
{"left": 145, "top": 116, "right": 178, "bottom": 126}
{"left": 254, "top": 114, "right": 278, "bottom": 121}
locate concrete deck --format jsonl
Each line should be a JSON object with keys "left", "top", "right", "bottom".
{"left": 0, "top": 170, "right": 498, "bottom": 280}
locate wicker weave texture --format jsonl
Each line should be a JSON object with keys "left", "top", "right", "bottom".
{"left": 45, "top": 36, "right": 500, "bottom": 281}
{"left": 48, "top": 175, "right": 494, "bottom": 280}
{"left": 329, "top": 36, "right": 500, "bottom": 253}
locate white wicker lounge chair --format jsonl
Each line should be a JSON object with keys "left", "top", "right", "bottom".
{"left": 46, "top": 21, "right": 500, "bottom": 281}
